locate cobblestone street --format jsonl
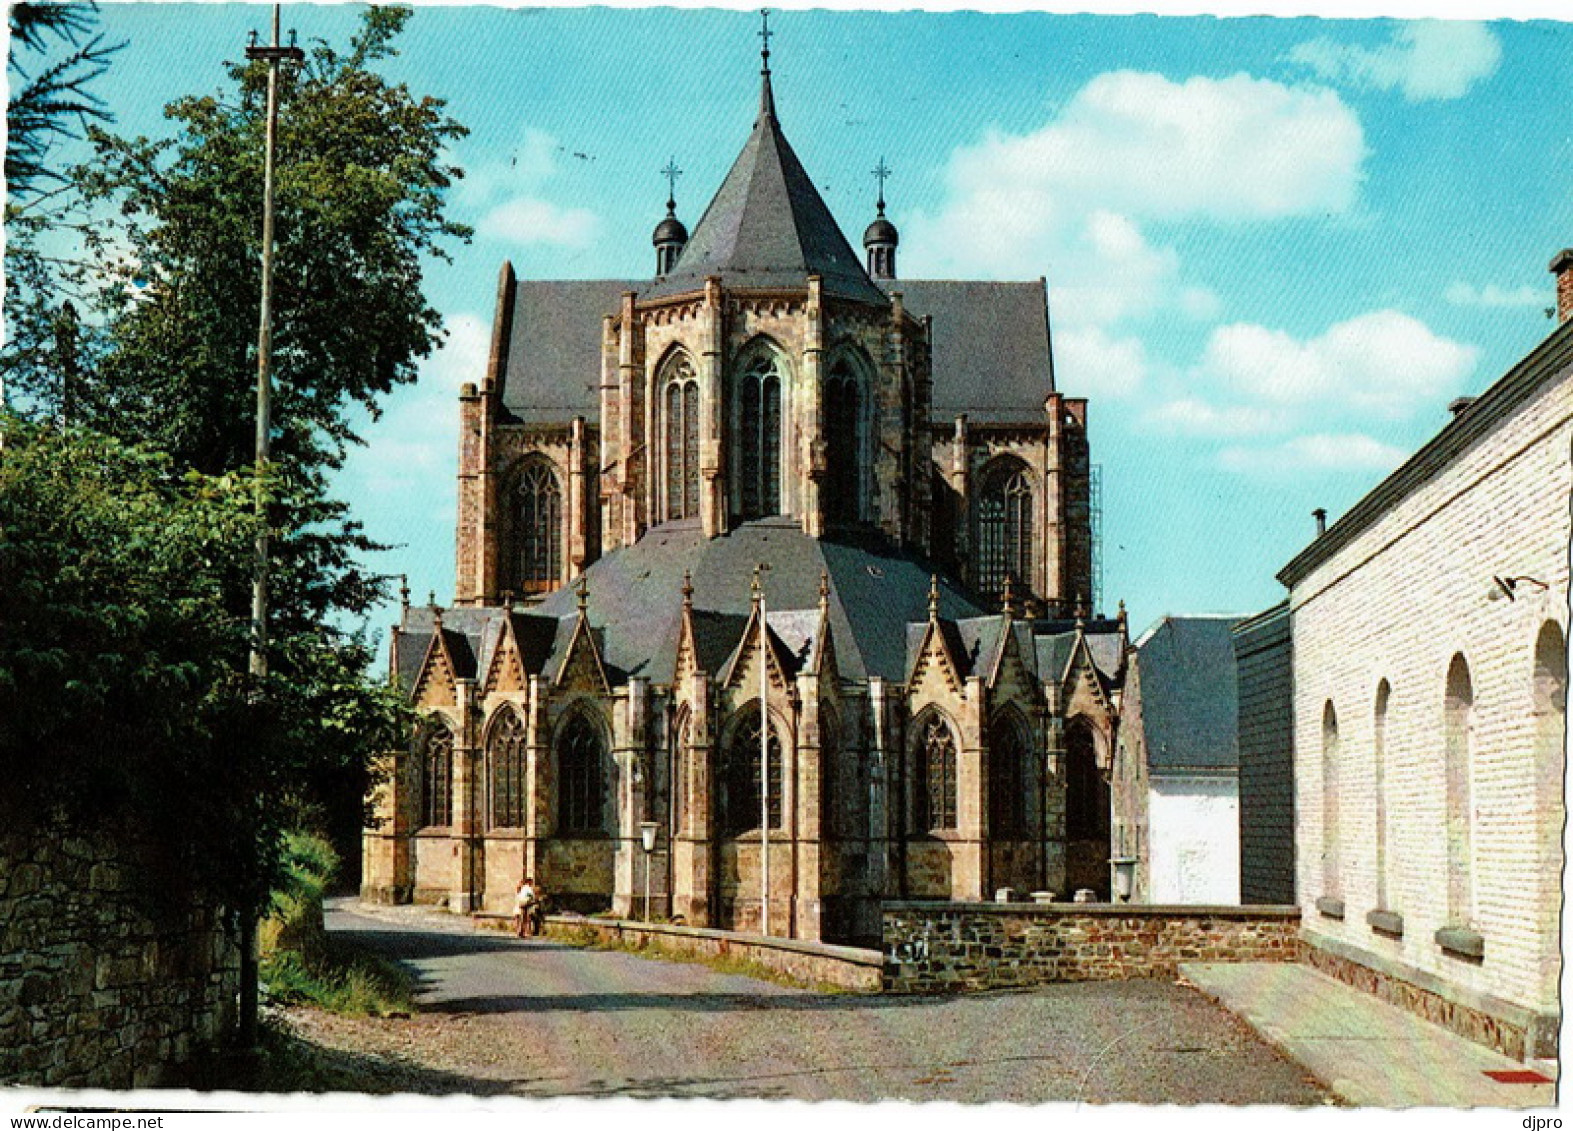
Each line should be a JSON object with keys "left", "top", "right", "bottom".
{"left": 284, "top": 900, "right": 1331, "bottom": 1104}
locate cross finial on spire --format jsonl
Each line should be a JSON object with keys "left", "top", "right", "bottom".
{"left": 757, "top": 9, "right": 777, "bottom": 120}
{"left": 576, "top": 575, "right": 589, "bottom": 613}
{"left": 759, "top": 8, "right": 772, "bottom": 72}
{"left": 928, "top": 574, "right": 941, "bottom": 621}
{"left": 1001, "top": 575, "right": 1017, "bottom": 620}
{"left": 818, "top": 570, "right": 830, "bottom": 612}
{"left": 399, "top": 574, "right": 410, "bottom": 611}
{"left": 682, "top": 570, "right": 694, "bottom": 610}
{"left": 662, "top": 157, "right": 683, "bottom": 212}
{"left": 872, "top": 157, "right": 891, "bottom": 214}
{"left": 751, "top": 563, "right": 764, "bottom": 605}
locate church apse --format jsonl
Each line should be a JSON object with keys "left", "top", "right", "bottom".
{"left": 371, "top": 21, "right": 1124, "bottom": 942}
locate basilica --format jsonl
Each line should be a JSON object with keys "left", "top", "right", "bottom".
{"left": 362, "top": 39, "right": 1126, "bottom": 944}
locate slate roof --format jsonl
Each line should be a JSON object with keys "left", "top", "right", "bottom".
{"left": 501, "top": 279, "right": 633, "bottom": 424}
{"left": 1131, "top": 616, "right": 1243, "bottom": 772}
{"left": 525, "top": 518, "right": 987, "bottom": 684}
{"left": 642, "top": 73, "right": 885, "bottom": 306}
{"left": 894, "top": 281, "right": 1054, "bottom": 421}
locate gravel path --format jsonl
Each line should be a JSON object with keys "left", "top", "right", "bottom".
{"left": 284, "top": 898, "right": 1330, "bottom": 1104}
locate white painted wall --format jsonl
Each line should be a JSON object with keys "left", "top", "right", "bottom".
{"left": 1148, "top": 774, "right": 1240, "bottom": 904}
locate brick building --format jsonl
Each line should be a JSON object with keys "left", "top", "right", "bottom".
{"left": 363, "top": 41, "right": 1126, "bottom": 944}
{"left": 1277, "top": 251, "right": 1572, "bottom": 1058}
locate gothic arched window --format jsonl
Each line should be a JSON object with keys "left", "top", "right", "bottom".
{"left": 977, "top": 459, "right": 1034, "bottom": 601}
{"left": 824, "top": 357, "right": 864, "bottom": 525}
{"left": 1064, "top": 718, "right": 1108, "bottom": 841}
{"left": 487, "top": 709, "right": 527, "bottom": 829}
{"left": 420, "top": 721, "right": 454, "bottom": 829}
{"left": 662, "top": 354, "right": 700, "bottom": 522}
{"left": 989, "top": 714, "right": 1031, "bottom": 839}
{"left": 915, "top": 712, "right": 957, "bottom": 832}
{"left": 719, "top": 705, "right": 783, "bottom": 837}
{"left": 516, "top": 458, "right": 562, "bottom": 593}
{"left": 557, "top": 711, "right": 607, "bottom": 834}
{"left": 737, "top": 352, "right": 782, "bottom": 519}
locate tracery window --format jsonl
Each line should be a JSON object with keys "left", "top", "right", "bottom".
{"left": 977, "top": 459, "right": 1034, "bottom": 601}
{"left": 557, "top": 712, "right": 606, "bottom": 834}
{"left": 663, "top": 355, "right": 700, "bottom": 521}
{"left": 488, "top": 709, "right": 527, "bottom": 829}
{"left": 824, "top": 358, "right": 863, "bottom": 525}
{"left": 915, "top": 712, "right": 957, "bottom": 832}
{"left": 516, "top": 459, "right": 562, "bottom": 592}
{"left": 420, "top": 721, "right": 454, "bottom": 829}
{"left": 737, "top": 353, "right": 782, "bottom": 519}
{"left": 719, "top": 705, "right": 783, "bottom": 836}
{"left": 989, "top": 715, "right": 1031, "bottom": 839}
{"left": 1064, "top": 719, "right": 1108, "bottom": 841}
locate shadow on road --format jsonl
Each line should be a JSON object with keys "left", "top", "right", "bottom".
{"left": 424, "top": 990, "right": 935, "bottom": 1015}
{"left": 332, "top": 924, "right": 581, "bottom": 961}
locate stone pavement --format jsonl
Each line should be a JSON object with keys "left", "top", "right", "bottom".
{"left": 1181, "top": 961, "right": 1559, "bottom": 1108}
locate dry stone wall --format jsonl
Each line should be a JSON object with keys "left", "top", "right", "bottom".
{"left": 0, "top": 822, "right": 239, "bottom": 1088}
{"left": 883, "top": 901, "right": 1300, "bottom": 993}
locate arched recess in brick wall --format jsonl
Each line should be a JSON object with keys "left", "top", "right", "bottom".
{"left": 1373, "top": 680, "right": 1392, "bottom": 911}
{"left": 1443, "top": 654, "right": 1475, "bottom": 928}
{"left": 419, "top": 718, "right": 455, "bottom": 830}
{"left": 485, "top": 706, "right": 528, "bottom": 830}
{"left": 1321, "top": 700, "right": 1341, "bottom": 902}
{"left": 672, "top": 705, "right": 691, "bottom": 834}
{"left": 1534, "top": 621, "right": 1568, "bottom": 908}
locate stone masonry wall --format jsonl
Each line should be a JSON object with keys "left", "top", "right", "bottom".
{"left": 0, "top": 823, "right": 239, "bottom": 1088}
{"left": 883, "top": 902, "right": 1300, "bottom": 993}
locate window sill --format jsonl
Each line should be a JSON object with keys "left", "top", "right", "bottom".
{"left": 1315, "top": 896, "right": 1345, "bottom": 920}
{"left": 414, "top": 826, "right": 453, "bottom": 838}
{"left": 1366, "top": 908, "right": 1404, "bottom": 937}
{"left": 1435, "top": 926, "right": 1485, "bottom": 962}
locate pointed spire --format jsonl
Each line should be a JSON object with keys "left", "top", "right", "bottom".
{"left": 751, "top": 563, "right": 765, "bottom": 606}
{"left": 1117, "top": 599, "right": 1128, "bottom": 630}
{"left": 576, "top": 575, "right": 589, "bottom": 614}
{"left": 1001, "top": 575, "right": 1017, "bottom": 621}
{"left": 818, "top": 570, "right": 831, "bottom": 614}
{"left": 1075, "top": 597, "right": 1087, "bottom": 632}
{"left": 682, "top": 570, "right": 695, "bottom": 611}
{"left": 399, "top": 574, "right": 410, "bottom": 612}
{"left": 758, "top": 8, "right": 776, "bottom": 122}
{"left": 428, "top": 589, "right": 437, "bottom": 609}
{"left": 928, "top": 574, "right": 941, "bottom": 621}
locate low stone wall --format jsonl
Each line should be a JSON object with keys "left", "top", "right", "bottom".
{"left": 1304, "top": 931, "right": 1556, "bottom": 1061}
{"left": 883, "top": 901, "right": 1301, "bottom": 993}
{"left": 536, "top": 915, "right": 884, "bottom": 992}
{"left": 0, "top": 823, "right": 239, "bottom": 1088}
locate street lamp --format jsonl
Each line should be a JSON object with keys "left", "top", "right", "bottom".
{"left": 639, "top": 820, "right": 658, "bottom": 922}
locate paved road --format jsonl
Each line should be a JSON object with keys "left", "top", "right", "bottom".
{"left": 316, "top": 899, "right": 1330, "bottom": 1104}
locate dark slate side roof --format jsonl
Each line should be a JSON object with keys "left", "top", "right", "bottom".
{"left": 502, "top": 279, "right": 633, "bottom": 423}
{"left": 527, "top": 518, "right": 987, "bottom": 684}
{"left": 497, "top": 278, "right": 1055, "bottom": 425}
{"left": 1132, "top": 616, "right": 1243, "bottom": 772}
{"left": 642, "top": 74, "right": 885, "bottom": 306}
{"left": 895, "top": 280, "right": 1054, "bottom": 421}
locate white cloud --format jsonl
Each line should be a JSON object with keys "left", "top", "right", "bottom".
{"left": 1143, "top": 398, "right": 1282, "bottom": 438}
{"left": 1219, "top": 433, "right": 1408, "bottom": 476}
{"left": 478, "top": 197, "right": 601, "bottom": 249}
{"left": 1290, "top": 21, "right": 1501, "bottom": 102}
{"left": 1200, "top": 310, "right": 1477, "bottom": 417}
{"left": 342, "top": 313, "right": 491, "bottom": 499}
{"left": 1054, "top": 326, "right": 1151, "bottom": 399}
{"left": 1445, "top": 281, "right": 1547, "bottom": 309}
{"left": 462, "top": 127, "right": 604, "bottom": 251}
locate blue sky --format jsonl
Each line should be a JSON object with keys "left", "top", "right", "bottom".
{"left": 59, "top": 4, "right": 1573, "bottom": 642}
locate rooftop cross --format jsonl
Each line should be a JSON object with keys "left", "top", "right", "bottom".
{"left": 872, "top": 157, "right": 891, "bottom": 213}
{"left": 662, "top": 157, "right": 683, "bottom": 211}
{"left": 759, "top": 8, "right": 772, "bottom": 73}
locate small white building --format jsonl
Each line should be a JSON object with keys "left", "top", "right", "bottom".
{"left": 1276, "top": 251, "right": 1572, "bottom": 1060}
{"left": 1114, "top": 616, "right": 1242, "bottom": 905}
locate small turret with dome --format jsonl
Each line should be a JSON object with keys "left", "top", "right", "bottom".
{"left": 653, "top": 157, "right": 688, "bottom": 276}
{"left": 863, "top": 157, "right": 898, "bottom": 281}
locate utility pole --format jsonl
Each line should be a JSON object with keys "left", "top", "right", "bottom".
{"left": 754, "top": 563, "right": 772, "bottom": 937}
{"left": 239, "top": 5, "right": 303, "bottom": 1051}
